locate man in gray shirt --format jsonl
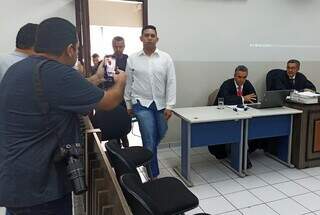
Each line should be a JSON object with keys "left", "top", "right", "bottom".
{"left": 0, "top": 23, "right": 38, "bottom": 82}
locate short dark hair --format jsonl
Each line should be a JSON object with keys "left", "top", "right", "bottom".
{"left": 234, "top": 65, "right": 248, "bottom": 74}
{"left": 16, "top": 23, "right": 38, "bottom": 49}
{"left": 287, "top": 59, "right": 300, "bottom": 68}
{"left": 141, "top": 25, "right": 157, "bottom": 35}
{"left": 34, "top": 17, "right": 77, "bottom": 56}
{"left": 112, "top": 36, "right": 124, "bottom": 43}
{"left": 92, "top": 53, "right": 99, "bottom": 58}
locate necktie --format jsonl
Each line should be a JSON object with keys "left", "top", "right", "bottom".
{"left": 237, "top": 86, "right": 242, "bottom": 96}
{"left": 289, "top": 79, "right": 295, "bottom": 90}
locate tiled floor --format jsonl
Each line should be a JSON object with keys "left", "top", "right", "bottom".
{"left": 149, "top": 145, "right": 320, "bottom": 215}
{"left": 3, "top": 123, "right": 320, "bottom": 215}
{"left": 129, "top": 122, "right": 320, "bottom": 215}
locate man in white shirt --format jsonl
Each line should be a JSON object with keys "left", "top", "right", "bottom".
{"left": 0, "top": 23, "right": 38, "bottom": 82}
{"left": 125, "top": 25, "right": 176, "bottom": 178}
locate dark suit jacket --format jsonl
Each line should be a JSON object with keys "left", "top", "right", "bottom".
{"left": 271, "top": 70, "right": 316, "bottom": 92}
{"left": 214, "top": 78, "right": 257, "bottom": 105}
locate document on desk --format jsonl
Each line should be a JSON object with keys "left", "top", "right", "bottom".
{"left": 288, "top": 91, "right": 320, "bottom": 104}
{"left": 227, "top": 105, "right": 248, "bottom": 112}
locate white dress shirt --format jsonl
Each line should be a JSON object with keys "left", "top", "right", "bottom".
{"left": 0, "top": 51, "right": 28, "bottom": 82}
{"left": 125, "top": 49, "right": 176, "bottom": 110}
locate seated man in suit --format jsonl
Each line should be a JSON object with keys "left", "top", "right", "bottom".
{"left": 209, "top": 65, "right": 257, "bottom": 168}
{"left": 214, "top": 65, "right": 257, "bottom": 105}
{"left": 271, "top": 59, "right": 316, "bottom": 92}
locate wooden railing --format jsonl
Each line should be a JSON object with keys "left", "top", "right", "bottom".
{"left": 82, "top": 118, "right": 132, "bottom": 215}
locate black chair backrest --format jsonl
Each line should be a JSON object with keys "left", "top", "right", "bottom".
{"left": 91, "top": 105, "right": 131, "bottom": 140}
{"left": 120, "top": 174, "right": 161, "bottom": 215}
{"left": 105, "top": 140, "right": 140, "bottom": 180}
{"left": 266, "top": 69, "right": 286, "bottom": 91}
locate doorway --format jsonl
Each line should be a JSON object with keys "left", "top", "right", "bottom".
{"left": 75, "top": 0, "right": 148, "bottom": 76}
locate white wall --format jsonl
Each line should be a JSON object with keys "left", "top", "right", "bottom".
{"left": 149, "top": 0, "right": 320, "bottom": 62}
{"left": 0, "top": 0, "right": 75, "bottom": 53}
{"left": 1, "top": 0, "right": 320, "bottom": 146}
{"left": 148, "top": 0, "right": 320, "bottom": 145}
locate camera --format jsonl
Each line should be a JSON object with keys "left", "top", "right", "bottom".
{"left": 54, "top": 143, "right": 87, "bottom": 195}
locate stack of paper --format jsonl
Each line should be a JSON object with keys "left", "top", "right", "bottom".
{"left": 289, "top": 91, "right": 320, "bottom": 104}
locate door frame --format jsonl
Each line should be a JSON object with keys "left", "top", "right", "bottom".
{"left": 75, "top": 0, "right": 148, "bottom": 77}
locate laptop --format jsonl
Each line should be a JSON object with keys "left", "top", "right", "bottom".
{"left": 248, "top": 90, "right": 290, "bottom": 109}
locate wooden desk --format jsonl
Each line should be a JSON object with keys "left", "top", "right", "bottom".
{"left": 285, "top": 102, "right": 320, "bottom": 168}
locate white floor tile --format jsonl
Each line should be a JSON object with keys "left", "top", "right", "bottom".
{"left": 272, "top": 181, "right": 310, "bottom": 197}
{"left": 192, "top": 147, "right": 211, "bottom": 154}
{"left": 169, "top": 168, "right": 207, "bottom": 186}
{"left": 235, "top": 175, "right": 268, "bottom": 189}
{"left": 249, "top": 185, "right": 287, "bottom": 202}
{"left": 199, "top": 167, "right": 231, "bottom": 183}
{"left": 211, "top": 179, "right": 245, "bottom": 195}
{"left": 158, "top": 160, "right": 166, "bottom": 169}
{"left": 159, "top": 157, "right": 180, "bottom": 168}
{"left": 185, "top": 206, "right": 204, "bottom": 215}
{"left": 292, "top": 193, "right": 320, "bottom": 211}
{"left": 191, "top": 162, "right": 218, "bottom": 174}
{"left": 256, "top": 171, "right": 290, "bottom": 185}
{"left": 267, "top": 198, "right": 310, "bottom": 215}
{"left": 315, "top": 191, "right": 320, "bottom": 196}
{"left": 220, "top": 210, "right": 242, "bottom": 215}
{"left": 158, "top": 168, "right": 172, "bottom": 178}
{"left": 188, "top": 184, "right": 220, "bottom": 200}
{"left": 314, "top": 175, "right": 320, "bottom": 181}
{"left": 294, "top": 177, "right": 320, "bottom": 192}
{"left": 158, "top": 150, "right": 178, "bottom": 160}
{"left": 224, "top": 190, "right": 262, "bottom": 209}
{"left": 246, "top": 161, "right": 274, "bottom": 175}
{"left": 200, "top": 196, "right": 235, "bottom": 214}
{"left": 216, "top": 163, "right": 240, "bottom": 179}
{"left": 277, "top": 168, "right": 309, "bottom": 180}
{"left": 157, "top": 146, "right": 171, "bottom": 153}
{"left": 301, "top": 167, "right": 320, "bottom": 176}
{"left": 240, "top": 204, "right": 278, "bottom": 215}
{"left": 190, "top": 154, "right": 214, "bottom": 164}
{"left": 256, "top": 156, "right": 289, "bottom": 171}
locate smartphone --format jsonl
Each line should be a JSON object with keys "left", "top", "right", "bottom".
{"left": 104, "top": 56, "right": 116, "bottom": 83}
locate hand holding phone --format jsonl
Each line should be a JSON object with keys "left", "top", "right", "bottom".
{"left": 104, "top": 56, "right": 116, "bottom": 82}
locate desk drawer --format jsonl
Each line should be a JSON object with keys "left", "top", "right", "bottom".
{"left": 248, "top": 115, "right": 291, "bottom": 139}
{"left": 187, "top": 120, "right": 242, "bottom": 147}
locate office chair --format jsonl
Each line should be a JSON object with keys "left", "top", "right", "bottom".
{"left": 91, "top": 105, "right": 131, "bottom": 147}
{"left": 105, "top": 139, "right": 154, "bottom": 180}
{"left": 120, "top": 173, "right": 202, "bottom": 215}
{"left": 266, "top": 69, "right": 286, "bottom": 91}
{"left": 207, "top": 88, "right": 219, "bottom": 106}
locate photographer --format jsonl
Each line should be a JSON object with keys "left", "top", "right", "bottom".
{"left": 0, "top": 17, "right": 126, "bottom": 214}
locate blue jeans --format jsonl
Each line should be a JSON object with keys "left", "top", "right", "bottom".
{"left": 133, "top": 101, "right": 168, "bottom": 177}
{"left": 6, "top": 194, "right": 72, "bottom": 215}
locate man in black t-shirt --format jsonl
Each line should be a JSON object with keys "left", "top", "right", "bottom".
{"left": 0, "top": 17, "right": 126, "bottom": 214}
{"left": 112, "top": 36, "right": 128, "bottom": 71}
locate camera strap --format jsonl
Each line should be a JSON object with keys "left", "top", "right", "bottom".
{"left": 32, "top": 59, "right": 82, "bottom": 144}
{"left": 32, "top": 59, "right": 66, "bottom": 154}
{"left": 33, "top": 59, "right": 51, "bottom": 130}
